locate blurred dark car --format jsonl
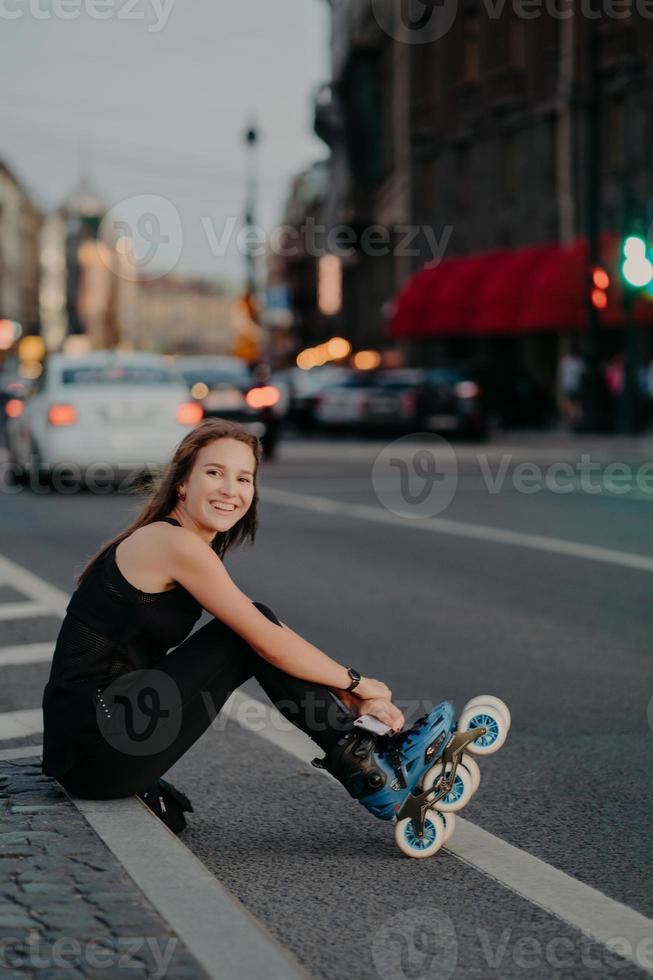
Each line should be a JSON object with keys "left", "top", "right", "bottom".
{"left": 313, "top": 370, "right": 376, "bottom": 431}
{"left": 315, "top": 366, "right": 489, "bottom": 440}
{"left": 359, "top": 369, "right": 428, "bottom": 432}
{"left": 274, "top": 366, "right": 355, "bottom": 431}
{"left": 174, "top": 356, "right": 284, "bottom": 459}
{"left": 0, "top": 375, "right": 33, "bottom": 443}
{"left": 416, "top": 366, "right": 489, "bottom": 440}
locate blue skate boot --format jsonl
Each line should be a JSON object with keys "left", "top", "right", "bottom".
{"left": 311, "top": 701, "right": 458, "bottom": 820}
{"left": 312, "top": 700, "right": 495, "bottom": 858}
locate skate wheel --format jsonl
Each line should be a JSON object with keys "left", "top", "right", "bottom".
{"left": 462, "top": 695, "right": 511, "bottom": 732}
{"left": 394, "top": 809, "right": 447, "bottom": 859}
{"left": 421, "top": 761, "right": 474, "bottom": 813}
{"left": 462, "top": 754, "right": 481, "bottom": 794}
{"left": 458, "top": 703, "right": 508, "bottom": 756}
{"left": 440, "top": 811, "right": 457, "bottom": 843}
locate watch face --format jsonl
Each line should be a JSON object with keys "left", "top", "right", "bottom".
{"left": 349, "top": 668, "right": 361, "bottom": 683}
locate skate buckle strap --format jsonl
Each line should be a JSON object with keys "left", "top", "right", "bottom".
{"left": 386, "top": 742, "right": 407, "bottom": 789}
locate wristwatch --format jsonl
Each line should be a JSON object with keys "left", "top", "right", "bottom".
{"left": 345, "top": 667, "right": 362, "bottom": 693}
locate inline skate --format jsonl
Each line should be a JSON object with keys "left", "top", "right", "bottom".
{"left": 312, "top": 695, "right": 510, "bottom": 859}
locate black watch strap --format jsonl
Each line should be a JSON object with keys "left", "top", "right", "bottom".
{"left": 345, "top": 667, "right": 361, "bottom": 693}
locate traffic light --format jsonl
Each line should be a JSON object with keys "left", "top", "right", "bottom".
{"left": 621, "top": 234, "right": 653, "bottom": 289}
{"left": 591, "top": 266, "right": 610, "bottom": 310}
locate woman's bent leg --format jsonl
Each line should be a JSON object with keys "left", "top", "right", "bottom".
{"left": 60, "top": 602, "right": 355, "bottom": 800}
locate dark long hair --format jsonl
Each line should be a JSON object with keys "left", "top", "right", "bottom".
{"left": 76, "top": 418, "right": 262, "bottom": 585}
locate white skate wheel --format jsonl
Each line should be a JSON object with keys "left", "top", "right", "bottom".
{"left": 462, "top": 754, "right": 481, "bottom": 793}
{"left": 458, "top": 703, "right": 509, "bottom": 756}
{"left": 440, "top": 811, "right": 457, "bottom": 843}
{"left": 462, "top": 695, "right": 511, "bottom": 732}
{"left": 395, "top": 809, "right": 447, "bottom": 859}
{"left": 421, "top": 761, "right": 474, "bottom": 813}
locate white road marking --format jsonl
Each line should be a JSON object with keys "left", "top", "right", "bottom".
{"left": 224, "top": 690, "right": 653, "bottom": 976}
{"left": 0, "top": 553, "right": 69, "bottom": 615}
{"left": 0, "top": 601, "right": 58, "bottom": 621}
{"left": 0, "top": 642, "right": 53, "bottom": 667}
{"left": 260, "top": 487, "right": 653, "bottom": 573}
{"left": 0, "top": 708, "right": 43, "bottom": 740}
{"left": 72, "top": 793, "right": 310, "bottom": 980}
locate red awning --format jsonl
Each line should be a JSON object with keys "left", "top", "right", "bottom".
{"left": 389, "top": 234, "right": 653, "bottom": 339}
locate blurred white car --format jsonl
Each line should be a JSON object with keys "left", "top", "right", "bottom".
{"left": 6, "top": 351, "right": 203, "bottom": 486}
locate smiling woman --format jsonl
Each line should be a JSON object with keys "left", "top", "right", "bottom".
{"left": 40, "top": 417, "right": 403, "bottom": 813}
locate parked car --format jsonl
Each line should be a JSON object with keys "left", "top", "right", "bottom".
{"left": 417, "top": 366, "right": 489, "bottom": 440}
{"left": 6, "top": 351, "right": 203, "bottom": 487}
{"left": 275, "top": 366, "right": 355, "bottom": 431}
{"left": 174, "top": 356, "right": 283, "bottom": 459}
{"left": 314, "top": 366, "right": 489, "bottom": 440}
{"left": 313, "top": 370, "right": 371, "bottom": 431}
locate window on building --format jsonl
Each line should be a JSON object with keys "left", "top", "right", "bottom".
{"left": 500, "top": 134, "right": 518, "bottom": 204}
{"left": 605, "top": 100, "right": 625, "bottom": 173}
{"left": 508, "top": 15, "right": 526, "bottom": 68}
{"left": 462, "top": 13, "right": 481, "bottom": 84}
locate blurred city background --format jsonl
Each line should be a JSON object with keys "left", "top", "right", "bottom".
{"left": 2, "top": 1, "right": 653, "bottom": 468}
{"left": 1, "top": 7, "right": 653, "bottom": 976}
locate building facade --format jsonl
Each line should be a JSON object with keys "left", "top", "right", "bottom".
{"left": 312, "top": 1, "right": 653, "bottom": 409}
{"left": 0, "top": 160, "right": 42, "bottom": 335}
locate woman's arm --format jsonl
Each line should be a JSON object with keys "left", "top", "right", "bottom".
{"left": 164, "top": 527, "right": 390, "bottom": 697}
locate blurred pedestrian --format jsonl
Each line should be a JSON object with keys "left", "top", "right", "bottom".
{"left": 604, "top": 353, "right": 625, "bottom": 432}
{"left": 558, "top": 351, "right": 585, "bottom": 430}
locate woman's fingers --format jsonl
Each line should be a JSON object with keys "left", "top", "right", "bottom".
{"left": 358, "top": 698, "right": 405, "bottom": 732}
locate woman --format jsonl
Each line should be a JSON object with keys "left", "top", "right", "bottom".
{"left": 41, "top": 418, "right": 405, "bottom": 803}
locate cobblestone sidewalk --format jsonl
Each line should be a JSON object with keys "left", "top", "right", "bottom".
{"left": 0, "top": 757, "right": 209, "bottom": 979}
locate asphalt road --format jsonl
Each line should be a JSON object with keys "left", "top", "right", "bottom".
{"left": 0, "top": 430, "right": 652, "bottom": 979}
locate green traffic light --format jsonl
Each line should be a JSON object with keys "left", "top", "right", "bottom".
{"left": 622, "top": 234, "right": 653, "bottom": 288}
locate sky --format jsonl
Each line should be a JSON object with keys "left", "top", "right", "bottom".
{"left": 1, "top": 0, "right": 330, "bottom": 286}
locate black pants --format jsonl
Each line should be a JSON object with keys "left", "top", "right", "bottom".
{"left": 59, "top": 602, "right": 355, "bottom": 800}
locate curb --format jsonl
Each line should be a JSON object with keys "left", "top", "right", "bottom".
{"left": 0, "top": 753, "right": 309, "bottom": 980}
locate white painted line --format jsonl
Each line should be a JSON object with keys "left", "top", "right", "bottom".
{"left": 0, "top": 601, "right": 57, "bottom": 621}
{"left": 0, "top": 708, "right": 43, "bottom": 741}
{"left": 0, "top": 642, "right": 53, "bottom": 667}
{"left": 226, "top": 691, "right": 653, "bottom": 976}
{"left": 71, "top": 792, "right": 310, "bottom": 980}
{"left": 0, "top": 553, "right": 69, "bottom": 616}
{"left": 447, "top": 822, "right": 653, "bottom": 971}
{"left": 0, "top": 744, "right": 43, "bottom": 760}
{"left": 260, "top": 487, "right": 653, "bottom": 574}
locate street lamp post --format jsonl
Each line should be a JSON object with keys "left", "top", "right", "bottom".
{"left": 243, "top": 121, "right": 260, "bottom": 300}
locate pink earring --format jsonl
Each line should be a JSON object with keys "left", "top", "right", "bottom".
{"left": 178, "top": 491, "right": 186, "bottom": 501}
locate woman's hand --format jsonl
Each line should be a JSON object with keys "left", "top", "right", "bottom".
{"left": 353, "top": 697, "right": 405, "bottom": 734}
{"left": 354, "top": 677, "right": 392, "bottom": 702}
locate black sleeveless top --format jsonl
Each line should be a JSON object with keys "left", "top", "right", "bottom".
{"left": 41, "top": 518, "right": 203, "bottom": 777}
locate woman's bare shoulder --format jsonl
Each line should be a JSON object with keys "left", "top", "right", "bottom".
{"left": 115, "top": 520, "right": 193, "bottom": 591}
